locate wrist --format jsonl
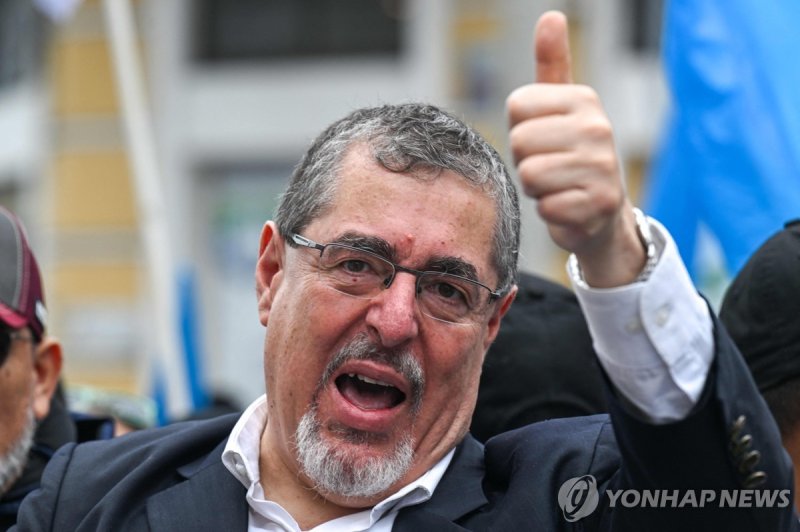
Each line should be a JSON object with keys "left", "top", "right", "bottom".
{"left": 568, "top": 207, "right": 657, "bottom": 289}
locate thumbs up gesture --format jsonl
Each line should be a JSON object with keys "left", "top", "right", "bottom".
{"left": 507, "top": 11, "right": 646, "bottom": 288}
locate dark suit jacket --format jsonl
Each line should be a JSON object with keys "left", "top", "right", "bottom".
{"left": 13, "top": 319, "right": 799, "bottom": 531}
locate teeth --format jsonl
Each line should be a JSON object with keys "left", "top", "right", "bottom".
{"left": 350, "top": 373, "right": 393, "bottom": 387}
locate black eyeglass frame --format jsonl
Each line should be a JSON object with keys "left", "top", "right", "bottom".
{"left": 290, "top": 233, "right": 505, "bottom": 313}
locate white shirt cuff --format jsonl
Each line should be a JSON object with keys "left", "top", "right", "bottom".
{"left": 567, "top": 218, "right": 714, "bottom": 423}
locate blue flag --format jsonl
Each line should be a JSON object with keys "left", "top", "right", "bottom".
{"left": 645, "top": 0, "right": 800, "bottom": 282}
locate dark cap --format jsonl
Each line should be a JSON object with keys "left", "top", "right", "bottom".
{"left": 0, "top": 206, "right": 47, "bottom": 340}
{"left": 720, "top": 219, "right": 800, "bottom": 392}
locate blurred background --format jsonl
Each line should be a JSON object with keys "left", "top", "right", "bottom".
{"left": 1, "top": 0, "right": 796, "bottom": 424}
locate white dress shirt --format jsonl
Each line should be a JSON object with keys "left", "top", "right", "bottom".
{"left": 222, "top": 216, "right": 714, "bottom": 529}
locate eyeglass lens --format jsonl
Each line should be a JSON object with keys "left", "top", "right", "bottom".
{"left": 317, "top": 244, "right": 485, "bottom": 324}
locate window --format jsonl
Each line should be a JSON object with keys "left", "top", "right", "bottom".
{"left": 0, "top": 0, "right": 47, "bottom": 87}
{"left": 626, "top": 0, "right": 664, "bottom": 55}
{"left": 193, "top": 0, "right": 405, "bottom": 63}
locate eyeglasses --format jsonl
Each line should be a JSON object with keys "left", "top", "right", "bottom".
{"left": 291, "top": 233, "right": 503, "bottom": 325}
{"left": 0, "top": 327, "right": 34, "bottom": 367}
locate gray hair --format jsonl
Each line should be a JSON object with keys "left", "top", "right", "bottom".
{"left": 275, "top": 103, "right": 520, "bottom": 292}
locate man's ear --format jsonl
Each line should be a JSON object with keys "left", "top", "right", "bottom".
{"left": 32, "top": 337, "right": 63, "bottom": 421}
{"left": 255, "top": 221, "right": 285, "bottom": 326}
{"left": 483, "top": 284, "right": 518, "bottom": 351}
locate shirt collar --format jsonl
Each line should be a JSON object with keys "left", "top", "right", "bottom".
{"left": 222, "top": 394, "right": 455, "bottom": 529}
{"left": 222, "top": 394, "right": 268, "bottom": 487}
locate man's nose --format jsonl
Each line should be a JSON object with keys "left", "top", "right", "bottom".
{"left": 365, "top": 272, "right": 420, "bottom": 348}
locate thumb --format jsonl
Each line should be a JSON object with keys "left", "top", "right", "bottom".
{"left": 535, "top": 10, "right": 573, "bottom": 84}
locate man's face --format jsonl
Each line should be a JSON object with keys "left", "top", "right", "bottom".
{"left": 0, "top": 328, "right": 38, "bottom": 496}
{"left": 256, "top": 144, "right": 514, "bottom": 505}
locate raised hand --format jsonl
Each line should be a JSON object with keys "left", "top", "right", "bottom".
{"left": 507, "top": 11, "right": 645, "bottom": 288}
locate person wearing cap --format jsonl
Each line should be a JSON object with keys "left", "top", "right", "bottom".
{"left": 0, "top": 206, "right": 111, "bottom": 530}
{"left": 720, "top": 219, "right": 800, "bottom": 509}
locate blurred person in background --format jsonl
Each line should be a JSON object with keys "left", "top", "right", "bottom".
{"left": 0, "top": 206, "right": 111, "bottom": 530}
{"left": 12, "top": 12, "right": 797, "bottom": 531}
{"left": 720, "top": 219, "right": 800, "bottom": 509}
{"left": 471, "top": 271, "right": 606, "bottom": 442}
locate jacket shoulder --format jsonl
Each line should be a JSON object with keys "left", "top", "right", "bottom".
{"left": 458, "top": 415, "right": 618, "bottom": 529}
{"left": 16, "top": 413, "right": 240, "bottom": 531}
{"left": 484, "top": 414, "right": 618, "bottom": 479}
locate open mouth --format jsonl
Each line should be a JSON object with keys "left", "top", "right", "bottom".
{"left": 335, "top": 373, "right": 406, "bottom": 410}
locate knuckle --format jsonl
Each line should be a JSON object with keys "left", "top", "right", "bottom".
{"left": 508, "top": 125, "right": 530, "bottom": 162}
{"left": 594, "top": 188, "right": 623, "bottom": 217}
{"left": 508, "top": 124, "right": 525, "bottom": 149}
{"left": 574, "top": 84, "right": 601, "bottom": 105}
{"left": 506, "top": 88, "right": 529, "bottom": 122}
{"left": 536, "top": 197, "right": 558, "bottom": 221}
{"left": 517, "top": 158, "right": 542, "bottom": 189}
{"left": 591, "top": 152, "right": 618, "bottom": 176}
{"left": 581, "top": 116, "right": 613, "bottom": 141}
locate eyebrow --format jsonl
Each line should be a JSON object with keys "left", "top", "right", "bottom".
{"left": 332, "top": 232, "right": 395, "bottom": 259}
{"left": 330, "top": 231, "right": 481, "bottom": 282}
{"left": 425, "top": 257, "right": 480, "bottom": 282}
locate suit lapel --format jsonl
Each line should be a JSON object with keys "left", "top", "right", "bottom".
{"left": 144, "top": 435, "right": 486, "bottom": 531}
{"left": 393, "top": 436, "right": 487, "bottom": 531}
{"left": 146, "top": 442, "right": 248, "bottom": 531}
